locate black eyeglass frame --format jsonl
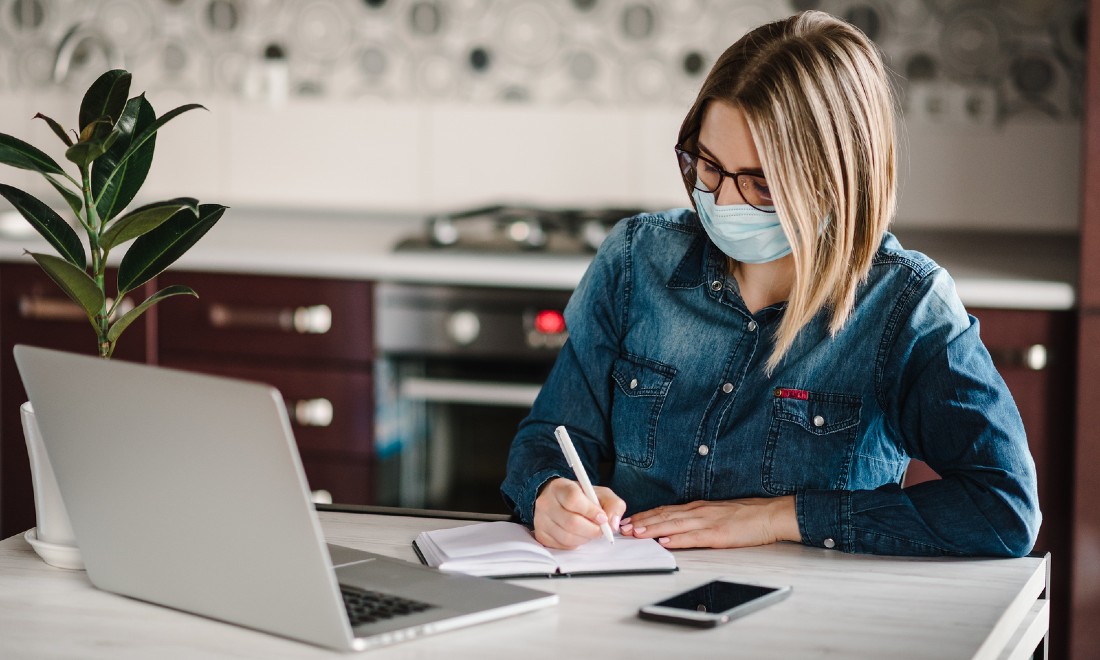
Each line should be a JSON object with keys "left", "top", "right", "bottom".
{"left": 674, "top": 145, "right": 776, "bottom": 213}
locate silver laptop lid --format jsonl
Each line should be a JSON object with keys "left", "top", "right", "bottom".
{"left": 15, "top": 345, "right": 355, "bottom": 650}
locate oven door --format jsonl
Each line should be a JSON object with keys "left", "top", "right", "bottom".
{"left": 374, "top": 359, "right": 547, "bottom": 513}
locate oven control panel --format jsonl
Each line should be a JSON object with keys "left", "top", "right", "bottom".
{"left": 376, "top": 283, "right": 571, "bottom": 358}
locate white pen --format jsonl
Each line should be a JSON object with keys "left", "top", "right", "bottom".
{"left": 553, "top": 425, "right": 615, "bottom": 544}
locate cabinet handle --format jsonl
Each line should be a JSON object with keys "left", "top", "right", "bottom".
{"left": 208, "top": 303, "right": 332, "bottom": 334}
{"left": 989, "top": 344, "right": 1048, "bottom": 371}
{"left": 292, "top": 398, "right": 334, "bottom": 427}
{"left": 19, "top": 295, "right": 134, "bottom": 322}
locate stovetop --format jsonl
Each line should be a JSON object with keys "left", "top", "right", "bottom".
{"left": 392, "top": 204, "right": 643, "bottom": 255}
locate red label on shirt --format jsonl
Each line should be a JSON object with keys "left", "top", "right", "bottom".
{"left": 775, "top": 388, "right": 809, "bottom": 400}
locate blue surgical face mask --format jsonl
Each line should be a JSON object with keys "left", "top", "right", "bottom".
{"left": 692, "top": 188, "right": 791, "bottom": 264}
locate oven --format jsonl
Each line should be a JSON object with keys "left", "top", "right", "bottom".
{"left": 373, "top": 282, "right": 572, "bottom": 514}
{"left": 374, "top": 204, "right": 639, "bottom": 513}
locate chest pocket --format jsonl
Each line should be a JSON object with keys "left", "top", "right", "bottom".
{"left": 609, "top": 354, "right": 675, "bottom": 468}
{"left": 762, "top": 390, "right": 862, "bottom": 495}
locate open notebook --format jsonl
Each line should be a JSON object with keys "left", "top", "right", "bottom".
{"left": 413, "top": 521, "right": 678, "bottom": 578}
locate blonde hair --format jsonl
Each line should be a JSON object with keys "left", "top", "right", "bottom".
{"left": 678, "top": 10, "right": 897, "bottom": 374}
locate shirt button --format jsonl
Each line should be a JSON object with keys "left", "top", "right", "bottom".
{"left": 710, "top": 280, "right": 723, "bottom": 292}
{"left": 629, "top": 378, "right": 638, "bottom": 389}
{"left": 721, "top": 382, "right": 734, "bottom": 394}
{"left": 813, "top": 415, "right": 825, "bottom": 427}
{"left": 697, "top": 445, "right": 710, "bottom": 456}
{"left": 823, "top": 538, "right": 836, "bottom": 549}
{"left": 747, "top": 320, "right": 757, "bottom": 332}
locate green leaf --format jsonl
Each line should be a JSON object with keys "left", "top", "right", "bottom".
{"left": 117, "top": 203, "right": 226, "bottom": 295}
{"left": 0, "top": 184, "right": 86, "bottom": 269}
{"left": 34, "top": 113, "right": 74, "bottom": 147}
{"left": 100, "top": 197, "right": 198, "bottom": 251}
{"left": 106, "top": 284, "right": 196, "bottom": 344}
{"left": 64, "top": 128, "right": 121, "bottom": 168}
{"left": 78, "top": 70, "right": 131, "bottom": 132}
{"left": 99, "top": 103, "right": 205, "bottom": 196}
{"left": 42, "top": 175, "right": 84, "bottom": 217}
{"left": 93, "top": 95, "right": 156, "bottom": 222}
{"left": 0, "top": 133, "right": 66, "bottom": 175}
{"left": 25, "top": 251, "right": 103, "bottom": 321}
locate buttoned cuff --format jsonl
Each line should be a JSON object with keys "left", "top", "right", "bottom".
{"left": 513, "top": 468, "right": 569, "bottom": 527}
{"left": 796, "top": 489, "right": 851, "bottom": 551}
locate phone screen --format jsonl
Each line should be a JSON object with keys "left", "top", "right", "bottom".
{"left": 653, "top": 581, "right": 781, "bottom": 614}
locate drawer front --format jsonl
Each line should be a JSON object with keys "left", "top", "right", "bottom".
{"left": 0, "top": 263, "right": 149, "bottom": 362}
{"left": 158, "top": 271, "right": 372, "bottom": 364}
{"left": 160, "top": 359, "right": 372, "bottom": 456}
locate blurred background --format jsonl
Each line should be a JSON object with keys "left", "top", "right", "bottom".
{"left": 0, "top": 4, "right": 1093, "bottom": 656}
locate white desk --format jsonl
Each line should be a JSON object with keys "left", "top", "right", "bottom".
{"left": 0, "top": 511, "right": 1049, "bottom": 659}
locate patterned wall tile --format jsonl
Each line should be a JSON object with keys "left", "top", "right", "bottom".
{"left": 0, "top": 0, "right": 1085, "bottom": 123}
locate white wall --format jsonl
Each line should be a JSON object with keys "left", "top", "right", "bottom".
{"left": 896, "top": 120, "right": 1080, "bottom": 233}
{"left": 0, "top": 92, "right": 1082, "bottom": 234}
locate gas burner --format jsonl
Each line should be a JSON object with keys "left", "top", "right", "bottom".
{"left": 395, "top": 204, "right": 644, "bottom": 255}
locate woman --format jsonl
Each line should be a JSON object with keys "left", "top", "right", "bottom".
{"left": 501, "top": 10, "right": 1040, "bottom": 557}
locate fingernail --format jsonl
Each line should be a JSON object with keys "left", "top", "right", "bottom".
{"left": 620, "top": 523, "right": 633, "bottom": 533}
{"left": 611, "top": 515, "right": 621, "bottom": 531}
{"left": 634, "top": 526, "right": 647, "bottom": 534}
{"left": 596, "top": 512, "right": 608, "bottom": 524}
{"left": 658, "top": 537, "right": 670, "bottom": 545}
{"left": 621, "top": 517, "right": 631, "bottom": 525}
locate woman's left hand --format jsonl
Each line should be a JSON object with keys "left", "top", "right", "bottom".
{"left": 620, "top": 496, "right": 800, "bottom": 549}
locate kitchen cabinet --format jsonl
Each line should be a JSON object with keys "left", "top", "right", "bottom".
{"left": 903, "top": 306, "right": 1075, "bottom": 659}
{"left": 1075, "top": 3, "right": 1100, "bottom": 658}
{"left": 156, "top": 271, "right": 375, "bottom": 506}
{"left": 0, "top": 264, "right": 376, "bottom": 539}
{"left": 977, "top": 308, "right": 1076, "bottom": 576}
{"left": 0, "top": 263, "right": 154, "bottom": 539}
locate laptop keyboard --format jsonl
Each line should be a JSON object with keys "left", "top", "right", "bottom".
{"left": 340, "top": 585, "right": 436, "bottom": 627}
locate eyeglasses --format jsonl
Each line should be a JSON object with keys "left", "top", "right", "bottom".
{"left": 675, "top": 146, "right": 775, "bottom": 213}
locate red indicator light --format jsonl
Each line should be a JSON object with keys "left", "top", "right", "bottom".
{"left": 534, "top": 310, "right": 566, "bottom": 335}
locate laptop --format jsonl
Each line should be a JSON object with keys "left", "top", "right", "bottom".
{"left": 14, "top": 345, "right": 557, "bottom": 652}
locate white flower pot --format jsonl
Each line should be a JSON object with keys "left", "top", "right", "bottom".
{"left": 21, "top": 401, "right": 84, "bottom": 570}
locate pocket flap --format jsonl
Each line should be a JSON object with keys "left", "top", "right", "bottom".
{"left": 772, "top": 390, "right": 861, "bottom": 435}
{"left": 611, "top": 355, "right": 674, "bottom": 397}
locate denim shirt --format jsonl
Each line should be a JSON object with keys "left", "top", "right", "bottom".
{"left": 501, "top": 209, "right": 1040, "bottom": 557}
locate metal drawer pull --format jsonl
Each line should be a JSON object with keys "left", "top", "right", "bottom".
{"left": 293, "top": 398, "right": 334, "bottom": 427}
{"left": 294, "top": 305, "right": 332, "bottom": 334}
{"left": 989, "top": 344, "right": 1048, "bottom": 371}
{"left": 400, "top": 377, "right": 542, "bottom": 407}
{"left": 208, "top": 303, "right": 332, "bottom": 334}
{"left": 19, "top": 295, "right": 134, "bottom": 322}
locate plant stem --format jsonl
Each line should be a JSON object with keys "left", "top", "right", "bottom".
{"left": 80, "top": 165, "right": 110, "bottom": 358}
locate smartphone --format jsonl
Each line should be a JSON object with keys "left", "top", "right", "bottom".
{"left": 638, "top": 578, "right": 792, "bottom": 628}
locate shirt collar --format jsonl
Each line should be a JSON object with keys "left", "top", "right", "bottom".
{"left": 666, "top": 233, "right": 729, "bottom": 291}
{"left": 666, "top": 231, "right": 788, "bottom": 319}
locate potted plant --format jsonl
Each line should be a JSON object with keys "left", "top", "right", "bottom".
{"left": 0, "top": 70, "right": 226, "bottom": 568}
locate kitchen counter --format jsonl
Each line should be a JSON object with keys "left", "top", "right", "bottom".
{"left": 0, "top": 206, "right": 1078, "bottom": 310}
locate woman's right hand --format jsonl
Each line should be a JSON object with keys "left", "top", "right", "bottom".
{"left": 532, "top": 477, "right": 627, "bottom": 549}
